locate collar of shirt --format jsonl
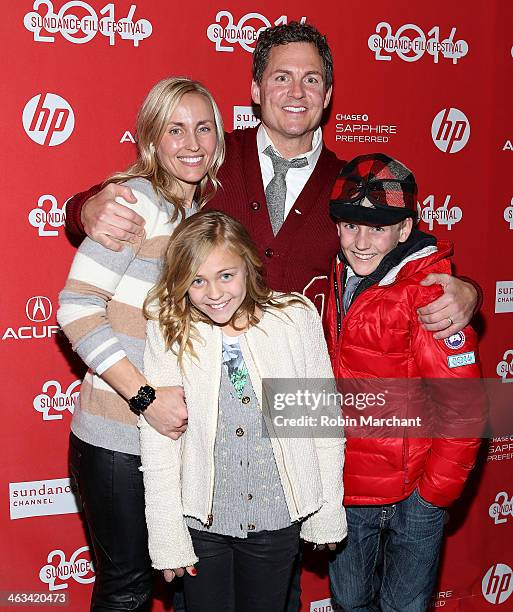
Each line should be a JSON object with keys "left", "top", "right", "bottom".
{"left": 257, "top": 124, "right": 323, "bottom": 220}
{"left": 345, "top": 265, "right": 357, "bottom": 287}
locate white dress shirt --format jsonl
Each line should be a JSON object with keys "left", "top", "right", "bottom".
{"left": 257, "top": 124, "right": 323, "bottom": 220}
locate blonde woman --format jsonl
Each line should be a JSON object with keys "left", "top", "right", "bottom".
{"left": 57, "top": 78, "right": 224, "bottom": 611}
{"left": 141, "top": 210, "right": 347, "bottom": 612}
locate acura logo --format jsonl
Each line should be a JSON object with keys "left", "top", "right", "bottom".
{"left": 26, "top": 296, "right": 52, "bottom": 322}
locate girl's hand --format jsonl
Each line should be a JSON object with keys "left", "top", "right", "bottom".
{"left": 163, "top": 566, "right": 197, "bottom": 582}
{"left": 314, "top": 543, "right": 337, "bottom": 551}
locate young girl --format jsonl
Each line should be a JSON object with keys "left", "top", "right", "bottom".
{"left": 139, "top": 210, "right": 347, "bottom": 612}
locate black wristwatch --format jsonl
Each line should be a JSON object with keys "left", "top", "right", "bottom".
{"left": 128, "top": 385, "right": 156, "bottom": 415}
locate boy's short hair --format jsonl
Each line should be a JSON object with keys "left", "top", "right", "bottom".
{"left": 330, "top": 153, "right": 418, "bottom": 226}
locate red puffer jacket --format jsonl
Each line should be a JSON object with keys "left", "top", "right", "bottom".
{"left": 324, "top": 240, "right": 485, "bottom": 507}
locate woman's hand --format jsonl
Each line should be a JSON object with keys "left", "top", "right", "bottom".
{"left": 163, "top": 566, "right": 197, "bottom": 582}
{"left": 144, "top": 386, "right": 188, "bottom": 440}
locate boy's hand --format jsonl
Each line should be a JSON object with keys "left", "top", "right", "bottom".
{"left": 418, "top": 274, "right": 478, "bottom": 340}
{"left": 81, "top": 183, "right": 145, "bottom": 251}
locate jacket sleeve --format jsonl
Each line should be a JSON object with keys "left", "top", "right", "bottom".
{"left": 297, "top": 299, "right": 347, "bottom": 545}
{"left": 411, "top": 284, "right": 486, "bottom": 507}
{"left": 64, "top": 183, "right": 103, "bottom": 238}
{"left": 139, "top": 319, "right": 198, "bottom": 569}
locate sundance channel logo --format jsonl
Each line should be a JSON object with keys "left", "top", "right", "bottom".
{"left": 495, "top": 281, "right": 513, "bottom": 314}
{"left": 9, "top": 477, "right": 80, "bottom": 520}
{"left": 233, "top": 106, "right": 260, "bottom": 130}
{"left": 310, "top": 598, "right": 341, "bottom": 612}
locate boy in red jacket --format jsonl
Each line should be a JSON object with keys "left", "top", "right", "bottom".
{"left": 324, "top": 153, "right": 485, "bottom": 611}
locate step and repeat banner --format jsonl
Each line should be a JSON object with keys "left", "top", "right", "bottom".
{"left": 1, "top": 1, "right": 512, "bottom": 610}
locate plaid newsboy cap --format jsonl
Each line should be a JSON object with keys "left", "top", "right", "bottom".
{"left": 330, "top": 153, "right": 418, "bottom": 226}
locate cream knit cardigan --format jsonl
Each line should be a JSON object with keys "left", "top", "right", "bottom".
{"left": 139, "top": 296, "right": 347, "bottom": 570}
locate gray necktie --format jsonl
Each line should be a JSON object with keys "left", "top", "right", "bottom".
{"left": 343, "top": 274, "right": 362, "bottom": 314}
{"left": 264, "top": 146, "right": 308, "bottom": 235}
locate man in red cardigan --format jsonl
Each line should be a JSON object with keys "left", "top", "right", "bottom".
{"left": 64, "top": 23, "right": 477, "bottom": 334}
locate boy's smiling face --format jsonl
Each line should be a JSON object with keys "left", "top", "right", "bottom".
{"left": 337, "top": 217, "right": 413, "bottom": 276}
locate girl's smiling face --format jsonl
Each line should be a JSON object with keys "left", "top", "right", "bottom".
{"left": 187, "top": 245, "right": 248, "bottom": 333}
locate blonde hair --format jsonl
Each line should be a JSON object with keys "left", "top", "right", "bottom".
{"left": 144, "top": 211, "right": 304, "bottom": 364}
{"left": 107, "top": 77, "right": 225, "bottom": 221}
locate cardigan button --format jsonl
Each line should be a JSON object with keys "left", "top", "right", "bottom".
{"left": 247, "top": 493, "right": 253, "bottom": 500}
{"left": 248, "top": 524, "right": 256, "bottom": 530}
{"left": 236, "top": 427, "right": 244, "bottom": 437}
{"left": 250, "top": 201, "right": 261, "bottom": 211}
{"left": 264, "top": 248, "right": 274, "bottom": 258}
{"left": 241, "top": 396, "right": 250, "bottom": 404}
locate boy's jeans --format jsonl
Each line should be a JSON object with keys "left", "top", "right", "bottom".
{"left": 329, "top": 489, "right": 446, "bottom": 611}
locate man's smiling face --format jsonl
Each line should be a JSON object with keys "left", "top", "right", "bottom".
{"left": 251, "top": 42, "right": 332, "bottom": 156}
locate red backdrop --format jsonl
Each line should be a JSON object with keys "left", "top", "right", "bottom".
{"left": 2, "top": 1, "right": 513, "bottom": 609}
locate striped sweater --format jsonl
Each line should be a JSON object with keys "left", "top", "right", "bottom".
{"left": 57, "top": 178, "right": 192, "bottom": 455}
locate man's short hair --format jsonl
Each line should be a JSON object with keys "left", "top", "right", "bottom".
{"left": 252, "top": 22, "right": 333, "bottom": 90}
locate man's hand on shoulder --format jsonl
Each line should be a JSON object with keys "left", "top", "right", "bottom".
{"left": 81, "top": 183, "right": 145, "bottom": 251}
{"left": 418, "top": 273, "right": 478, "bottom": 340}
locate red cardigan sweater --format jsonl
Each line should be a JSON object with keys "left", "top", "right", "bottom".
{"left": 64, "top": 127, "right": 344, "bottom": 310}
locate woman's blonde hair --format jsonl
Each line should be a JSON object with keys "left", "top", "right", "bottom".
{"left": 144, "top": 210, "right": 304, "bottom": 363}
{"left": 107, "top": 77, "right": 225, "bottom": 220}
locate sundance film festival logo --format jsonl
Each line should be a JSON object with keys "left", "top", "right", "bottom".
{"left": 22, "top": 93, "right": 74, "bottom": 147}
{"left": 431, "top": 108, "right": 470, "bottom": 154}
{"left": 504, "top": 198, "right": 513, "bottom": 229}
{"left": 489, "top": 492, "right": 513, "bottom": 525}
{"left": 33, "top": 380, "right": 80, "bottom": 421}
{"left": 10, "top": 477, "right": 80, "bottom": 520}
{"left": 28, "top": 195, "right": 66, "bottom": 237}
{"left": 207, "top": 11, "right": 305, "bottom": 53}
{"left": 496, "top": 350, "right": 513, "bottom": 383}
{"left": 233, "top": 106, "right": 260, "bottom": 129}
{"left": 418, "top": 195, "right": 462, "bottom": 230}
{"left": 1, "top": 296, "right": 59, "bottom": 341}
{"left": 482, "top": 564, "right": 513, "bottom": 605}
{"left": 368, "top": 23, "right": 468, "bottom": 64}
{"left": 24, "top": 1, "right": 152, "bottom": 46}
{"left": 39, "top": 546, "right": 95, "bottom": 591}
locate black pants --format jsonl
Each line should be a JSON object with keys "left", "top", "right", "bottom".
{"left": 184, "top": 525, "right": 301, "bottom": 612}
{"left": 69, "top": 433, "right": 153, "bottom": 611}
